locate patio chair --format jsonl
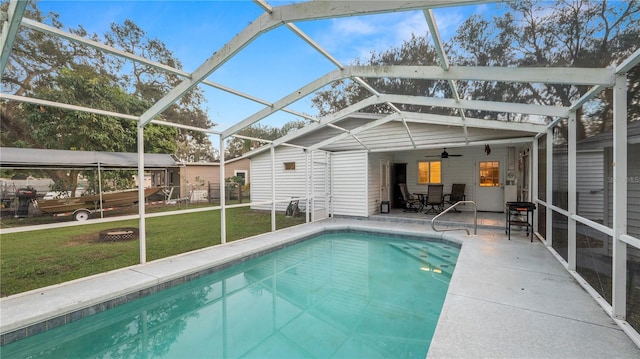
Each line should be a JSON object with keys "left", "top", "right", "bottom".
{"left": 444, "top": 183, "right": 466, "bottom": 213}
{"left": 398, "top": 183, "right": 423, "bottom": 212}
{"left": 424, "top": 184, "right": 444, "bottom": 214}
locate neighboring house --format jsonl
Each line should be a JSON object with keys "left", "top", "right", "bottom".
{"left": 547, "top": 122, "right": 640, "bottom": 264}
{"left": 176, "top": 157, "right": 250, "bottom": 202}
{"left": 574, "top": 121, "right": 640, "bottom": 238}
{"left": 548, "top": 121, "right": 640, "bottom": 238}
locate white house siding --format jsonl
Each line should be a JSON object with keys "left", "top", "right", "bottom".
{"left": 580, "top": 143, "right": 639, "bottom": 261}
{"left": 552, "top": 149, "right": 569, "bottom": 208}
{"left": 250, "top": 147, "right": 329, "bottom": 212}
{"left": 311, "top": 151, "right": 331, "bottom": 220}
{"left": 630, "top": 146, "right": 640, "bottom": 260}
{"left": 554, "top": 144, "right": 629, "bottom": 227}
{"left": 556, "top": 149, "right": 617, "bottom": 227}
{"left": 367, "top": 152, "right": 394, "bottom": 215}
{"left": 576, "top": 150, "right": 605, "bottom": 222}
{"left": 331, "top": 151, "right": 368, "bottom": 217}
{"left": 393, "top": 148, "right": 477, "bottom": 212}
{"left": 601, "top": 144, "right": 640, "bottom": 238}
{"left": 439, "top": 151, "right": 477, "bottom": 209}
{"left": 628, "top": 144, "right": 640, "bottom": 238}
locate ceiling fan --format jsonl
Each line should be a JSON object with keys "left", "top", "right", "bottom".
{"left": 425, "top": 148, "right": 463, "bottom": 159}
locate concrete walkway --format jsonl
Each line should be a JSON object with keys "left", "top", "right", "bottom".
{"left": 429, "top": 228, "right": 639, "bottom": 358}
{"left": 1, "top": 217, "right": 639, "bottom": 358}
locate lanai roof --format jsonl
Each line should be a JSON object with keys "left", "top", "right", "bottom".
{"left": 1, "top": 1, "right": 639, "bottom": 155}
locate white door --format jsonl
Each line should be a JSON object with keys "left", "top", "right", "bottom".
{"left": 312, "top": 152, "right": 330, "bottom": 221}
{"left": 475, "top": 158, "right": 505, "bottom": 211}
{"left": 380, "top": 159, "right": 390, "bottom": 202}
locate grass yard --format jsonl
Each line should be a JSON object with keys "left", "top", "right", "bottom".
{"left": 0, "top": 207, "right": 305, "bottom": 296}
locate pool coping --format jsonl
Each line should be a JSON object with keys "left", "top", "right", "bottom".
{"left": 0, "top": 219, "right": 454, "bottom": 345}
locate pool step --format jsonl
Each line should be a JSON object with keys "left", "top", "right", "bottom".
{"left": 389, "top": 242, "right": 457, "bottom": 277}
{"left": 392, "top": 242, "right": 459, "bottom": 264}
{"left": 408, "top": 241, "right": 459, "bottom": 261}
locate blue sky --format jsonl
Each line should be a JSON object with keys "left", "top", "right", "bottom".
{"left": 35, "top": 0, "right": 491, "bottom": 135}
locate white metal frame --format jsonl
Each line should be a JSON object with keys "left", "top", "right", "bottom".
{"left": 1, "top": 0, "right": 640, "bottom": 344}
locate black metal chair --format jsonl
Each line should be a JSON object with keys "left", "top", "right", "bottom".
{"left": 398, "top": 183, "right": 423, "bottom": 212}
{"left": 444, "top": 183, "right": 466, "bottom": 213}
{"left": 424, "top": 184, "right": 444, "bottom": 214}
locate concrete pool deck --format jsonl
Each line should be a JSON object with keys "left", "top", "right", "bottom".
{"left": 1, "top": 216, "right": 639, "bottom": 358}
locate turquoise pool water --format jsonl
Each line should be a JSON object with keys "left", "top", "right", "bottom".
{"left": 1, "top": 231, "right": 459, "bottom": 358}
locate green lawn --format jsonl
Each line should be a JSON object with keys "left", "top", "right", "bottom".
{"left": 0, "top": 207, "right": 305, "bottom": 296}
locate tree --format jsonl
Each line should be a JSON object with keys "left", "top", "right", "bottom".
{"left": 175, "top": 136, "right": 219, "bottom": 162}
{"left": 310, "top": 1, "right": 640, "bottom": 138}
{"left": 311, "top": 35, "right": 451, "bottom": 116}
{"left": 450, "top": 13, "right": 531, "bottom": 121}
{"left": 0, "top": 1, "right": 77, "bottom": 147}
{"left": 103, "top": 20, "right": 216, "bottom": 161}
{"left": 24, "top": 64, "right": 178, "bottom": 194}
{"left": 450, "top": 0, "right": 640, "bottom": 139}
{"left": 225, "top": 120, "right": 308, "bottom": 158}
{"left": 629, "top": 66, "right": 640, "bottom": 122}
{"left": 0, "top": 1, "right": 215, "bottom": 159}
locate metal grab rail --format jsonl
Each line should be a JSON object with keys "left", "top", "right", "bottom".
{"left": 431, "top": 200, "right": 477, "bottom": 236}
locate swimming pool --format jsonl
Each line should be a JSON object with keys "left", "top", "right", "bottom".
{"left": 0, "top": 230, "right": 459, "bottom": 358}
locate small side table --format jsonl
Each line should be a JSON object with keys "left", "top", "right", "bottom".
{"left": 505, "top": 202, "right": 536, "bottom": 242}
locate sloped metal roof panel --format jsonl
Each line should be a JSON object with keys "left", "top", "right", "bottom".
{"left": 0, "top": 147, "right": 178, "bottom": 168}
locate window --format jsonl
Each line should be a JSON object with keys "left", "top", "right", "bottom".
{"left": 479, "top": 161, "right": 500, "bottom": 187}
{"left": 418, "top": 161, "right": 441, "bottom": 184}
{"left": 284, "top": 162, "right": 296, "bottom": 171}
{"left": 234, "top": 170, "right": 247, "bottom": 185}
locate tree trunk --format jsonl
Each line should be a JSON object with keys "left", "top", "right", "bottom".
{"left": 44, "top": 169, "right": 80, "bottom": 197}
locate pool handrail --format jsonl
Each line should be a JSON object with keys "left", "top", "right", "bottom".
{"left": 431, "top": 200, "right": 477, "bottom": 236}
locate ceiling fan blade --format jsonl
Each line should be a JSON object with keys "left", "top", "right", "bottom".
{"left": 425, "top": 148, "right": 463, "bottom": 158}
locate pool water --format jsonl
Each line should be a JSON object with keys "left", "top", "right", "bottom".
{"left": 1, "top": 231, "right": 460, "bottom": 358}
